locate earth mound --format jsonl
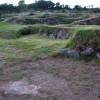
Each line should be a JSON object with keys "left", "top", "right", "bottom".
{"left": 73, "top": 17, "right": 100, "bottom": 25}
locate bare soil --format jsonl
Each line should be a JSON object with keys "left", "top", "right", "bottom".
{"left": 0, "top": 58, "right": 100, "bottom": 100}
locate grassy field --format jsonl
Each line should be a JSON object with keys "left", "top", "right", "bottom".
{"left": 0, "top": 34, "right": 67, "bottom": 61}
{"left": 0, "top": 21, "right": 99, "bottom": 61}
{"left": 0, "top": 13, "right": 100, "bottom": 100}
{"left": 0, "top": 23, "right": 68, "bottom": 80}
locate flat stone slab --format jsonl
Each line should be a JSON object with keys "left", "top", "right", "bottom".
{"left": 1, "top": 71, "right": 69, "bottom": 97}
{"left": 2, "top": 80, "right": 41, "bottom": 95}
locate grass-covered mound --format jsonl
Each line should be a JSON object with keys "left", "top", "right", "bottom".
{"left": 73, "top": 17, "right": 100, "bottom": 25}
{"left": 66, "top": 29, "right": 100, "bottom": 60}
{"left": 0, "top": 22, "right": 25, "bottom": 39}
{"left": 73, "top": 29, "right": 100, "bottom": 50}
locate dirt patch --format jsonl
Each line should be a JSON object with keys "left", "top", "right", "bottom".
{"left": 0, "top": 58, "right": 100, "bottom": 100}
{"left": 1, "top": 71, "right": 69, "bottom": 96}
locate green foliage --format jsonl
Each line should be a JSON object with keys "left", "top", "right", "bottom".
{"left": 65, "top": 29, "right": 100, "bottom": 61}
{"left": 0, "top": 22, "right": 25, "bottom": 39}
{"left": 10, "top": 69, "right": 25, "bottom": 80}
{"left": 74, "top": 29, "right": 100, "bottom": 48}
{"left": 17, "top": 25, "right": 70, "bottom": 37}
{"left": 17, "top": 26, "right": 38, "bottom": 36}
{"left": 34, "top": 0, "right": 55, "bottom": 10}
{"left": 65, "top": 39, "right": 75, "bottom": 48}
{"left": 0, "top": 4, "right": 19, "bottom": 13}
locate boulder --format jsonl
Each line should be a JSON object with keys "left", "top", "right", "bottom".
{"left": 67, "top": 49, "right": 80, "bottom": 58}
{"left": 59, "top": 48, "right": 80, "bottom": 58}
{"left": 59, "top": 48, "right": 69, "bottom": 56}
{"left": 81, "top": 48, "right": 94, "bottom": 56}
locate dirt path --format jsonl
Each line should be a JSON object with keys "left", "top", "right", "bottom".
{"left": 0, "top": 58, "right": 100, "bottom": 100}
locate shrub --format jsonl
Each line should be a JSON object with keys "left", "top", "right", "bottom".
{"left": 73, "top": 29, "right": 100, "bottom": 51}
{"left": 66, "top": 29, "right": 100, "bottom": 52}
{"left": 17, "top": 26, "right": 39, "bottom": 36}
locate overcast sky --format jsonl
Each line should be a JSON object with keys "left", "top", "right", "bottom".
{"left": 0, "top": 0, "right": 99, "bottom": 7}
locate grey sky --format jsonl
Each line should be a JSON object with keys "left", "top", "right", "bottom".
{"left": 0, "top": 0, "right": 99, "bottom": 7}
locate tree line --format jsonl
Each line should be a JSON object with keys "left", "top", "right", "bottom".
{"left": 0, "top": 0, "right": 100, "bottom": 13}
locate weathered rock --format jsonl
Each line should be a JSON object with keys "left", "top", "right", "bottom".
{"left": 48, "top": 30, "right": 69, "bottom": 39}
{"left": 67, "top": 49, "right": 80, "bottom": 58}
{"left": 81, "top": 48, "right": 94, "bottom": 56}
{"left": 96, "top": 53, "right": 100, "bottom": 59}
{"left": 59, "top": 48, "right": 80, "bottom": 58}
{"left": 57, "top": 31, "right": 69, "bottom": 39}
{"left": 59, "top": 48, "right": 69, "bottom": 56}
{"left": 49, "top": 34, "right": 56, "bottom": 39}
{"left": 3, "top": 81, "right": 40, "bottom": 95}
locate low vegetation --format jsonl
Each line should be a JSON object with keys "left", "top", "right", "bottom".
{"left": 0, "top": 3, "right": 99, "bottom": 66}
{"left": 0, "top": 1, "right": 100, "bottom": 100}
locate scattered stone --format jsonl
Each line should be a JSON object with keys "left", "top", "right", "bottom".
{"left": 67, "top": 49, "right": 80, "bottom": 58}
{"left": 48, "top": 30, "right": 69, "bottom": 39}
{"left": 3, "top": 81, "right": 41, "bottom": 95}
{"left": 96, "top": 53, "right": 100, "bottom": 59}
{"left": 81, "top": 48, "right": 94, "bottom": 56}
{"left": 59, "top": 48, "right": 80, "bottom": 58}
{"left": 59, "top": 48, "right": 69, "bottom": 56}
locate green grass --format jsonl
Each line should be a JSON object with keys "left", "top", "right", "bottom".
{"left": 0, "top": 13, "right": 100, "bottom": 81}
{"left": 0, "top": 22, "right": 71, "bottom": 60}
{"left": 0, "top": 22, "right": 25, "bottom": 31}
{"left": 0, "top": 22, "right": 99, "bottom": 61}
{"left": 0, "top": 34, "right": 68, "bottom": 80}
{"left": 10, "top": 69, "right": 25, "bottom": 80}
{"left": 0, "top": 35, "right": 67, "bottom": 61}
{"left": 15, "top": 35, "right": 67, "bottom": 58}
{"left": 0, "top": 22, "right": 25, "bottom": 39}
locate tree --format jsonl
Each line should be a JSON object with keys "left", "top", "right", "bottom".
{"left": 34, "top": 0, "right": 55, "bottom": 10}
{"left": 46, "top": 1, "right": 55, "bottom": 9}
{"left": 64, "top": 5, "right": 70, "bottom": 10}
{"left": 55, "top": 2, "right": 62, "bottom": 10}
{"left": 18, "top": 0, "right": 25, "bottom": 6}
{"left": 74, "top": 5, "right": 83, "bottom": 11}
{"left": 18, "top": 0, "right": 27, "bottom": 11}
{"left": 0, "top": 3, "right": 19, "bottom": 13}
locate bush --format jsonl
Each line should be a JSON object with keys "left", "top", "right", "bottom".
{"left": 74, "top": 29, "right": 100, "bottom": 51}
{"left": 65, "top": 29, "right": 100, "bottom": 60}
{"left": 66, "top": 29, "right": 100, "bottom": 50}
{"left": 17, "top": 26, "right": 39, "bottom": 36}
